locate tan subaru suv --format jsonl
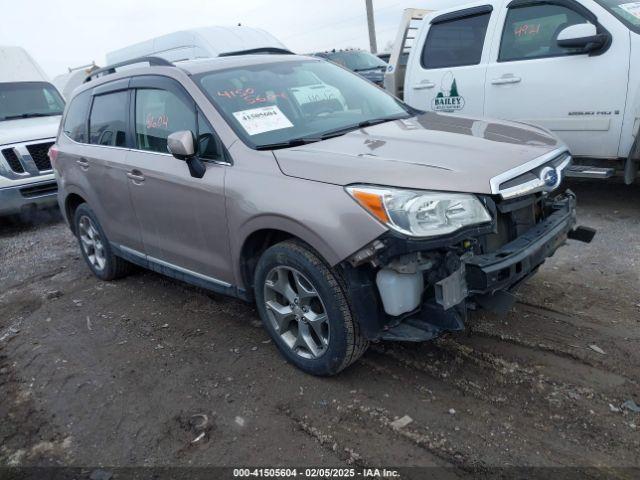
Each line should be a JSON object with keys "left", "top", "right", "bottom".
{"left": 51, "top": 54, "right": 594, "bottom": 375}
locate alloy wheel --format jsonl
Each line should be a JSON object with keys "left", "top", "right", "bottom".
{"left": 78, "top": 215, "right": 107, "bottom": 271}
{"left": 263, "top": 266, "right": 330, "bottom": 359}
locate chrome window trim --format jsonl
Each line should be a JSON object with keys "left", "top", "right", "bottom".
{"left": 119, "top": 245, "right": 232, "bottom": 288}
{"left": 63, "top": 131, "right": 230, "bottom": 164}
{"left": 489, "top": 147, "right": 571, "bottom": 199}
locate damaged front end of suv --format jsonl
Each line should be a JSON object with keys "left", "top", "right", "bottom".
{"left": 338, "top": 150, "right": 595, "bottom": 342}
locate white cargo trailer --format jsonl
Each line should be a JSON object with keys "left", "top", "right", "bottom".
{"left": 52, "top": 63, "right": 99, "bottom": 99}
{"left": 106, "top": 26, "right": 289, "bottom": 64}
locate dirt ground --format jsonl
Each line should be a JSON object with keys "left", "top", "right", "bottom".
{"left": 1, "top": 180, "right": 639, "bottom": 477}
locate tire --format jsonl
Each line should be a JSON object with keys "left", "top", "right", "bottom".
{"left": 73, "top": 203, "right": 132, "bottom": 281}
{"left": 254, "top": 240, "right": 368, "bottom": 376}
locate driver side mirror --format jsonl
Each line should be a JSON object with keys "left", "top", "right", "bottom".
{"left": 167, "top": 130, "right": 206, "bottom": 179}
{"left": 557, "top": 23, "right": 608, "bottom": 53}
{"left": 167, "top": 130, "right": 196, "bottom": 160}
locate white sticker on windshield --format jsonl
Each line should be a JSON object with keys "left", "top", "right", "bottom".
{"left": 232, "top": 105, "right": 293, "bottom": 136}
{"left": 620, "top": 2, "right": 640, "bottom": 19}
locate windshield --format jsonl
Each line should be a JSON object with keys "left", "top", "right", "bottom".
{"left": 596, "top": 1, "right": 640, "bottom": 32}
{"left": 0, "top": 82, "right": 65, "bottom": 121}
{"left": 323, "top": 51, "right": 388, "bottom": 71}
{"left": 196, "top": 59, "right": 410, "bottom": 149}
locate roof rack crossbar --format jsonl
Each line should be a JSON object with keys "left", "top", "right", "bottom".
{"left": 218, "top": 47, "right": 294, "bottom": 57}
{"left": 84, "top": 56, "right": 174, "bottom": 83}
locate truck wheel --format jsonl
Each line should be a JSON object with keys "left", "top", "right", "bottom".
{"left": 254, "top": 240, "right": 368, "bottom": 376}
{"left": 73, "top": 203, "right": 132, "bottom": 281}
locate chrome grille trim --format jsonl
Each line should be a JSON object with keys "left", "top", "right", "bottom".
{"left": 490, "top": 147, "right": 571, "bottom": 199}
{"left": 0, "top": 138, "right": 56, "bottom": 180}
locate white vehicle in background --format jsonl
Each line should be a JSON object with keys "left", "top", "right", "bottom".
{"left": 0, "top": 46, "right": 64, "bottom": 217}
{"left": 52, "top": 63, "right": 99, "bottom": 99}
{"left": 106, "top": 25, "right": 290, "bottom": 64}
{"left": 384, "top": 8, "right": 433, "bottom": 100}
{"left": 392, "top": 0, "right": 640, "bottom": 183}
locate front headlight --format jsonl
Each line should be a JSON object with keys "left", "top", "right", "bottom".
{"left": 346, "top": 185, "right": 492, "bottom": 238}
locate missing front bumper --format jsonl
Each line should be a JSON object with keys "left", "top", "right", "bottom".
{"left": 345, "top": 191, "right": 593, "bottom": 342}
{"left": 464, "top": 193, "right": 578, "bottom": 295}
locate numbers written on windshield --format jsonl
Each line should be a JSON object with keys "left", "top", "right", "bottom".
{"left": 217, "top": 88, "right": 288, "bottom": 106}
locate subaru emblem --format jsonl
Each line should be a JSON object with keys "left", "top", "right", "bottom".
{"left": 541, "top": 167, "right": 559, "bottom": 188}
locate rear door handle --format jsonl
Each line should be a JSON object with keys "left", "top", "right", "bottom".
{"left": 76, "top": 158, "right": 89, "bottom": 169}
{"left": 126, "top": 170, "right": 145, "bottom": 183}
{"left": 491, "top": 75, "right": 522, "bottom": 85}
{"left": 413, "top": 81, "right": 435, "bottom": 90}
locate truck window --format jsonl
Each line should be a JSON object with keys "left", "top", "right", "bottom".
{"left": 63, "top": 90, "right": 91, "bottom": 143}
{"left": 499, "top": 4, "right": 593, "bottom": 62}
{"left": 89, "top": 91, "right": 128, "bottom": 147}
{"left": 421, "top": 12, "right": 491, "bottom": 69}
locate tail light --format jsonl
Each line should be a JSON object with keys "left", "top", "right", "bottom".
{"left": 48, "top": 145, "right": 59, "bottom": 168}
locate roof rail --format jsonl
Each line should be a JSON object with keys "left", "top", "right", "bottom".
{"left": 84, "top": 56, "right": 174, "bottom": 83}
{"left": 218, "top": 47, "right": 294, "bottom": 57}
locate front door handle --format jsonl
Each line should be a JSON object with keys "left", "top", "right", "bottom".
{"left": 126, "top": 170, "right": 145, "bottom": 183}
{"left": 413, "top": 81, "right": 436, "bottom": 90}
{"left": 491, "top": 75, "right": 522, "bottom": 85}
{"left": 76, "top": 158, "right": 89, "bottom": 170}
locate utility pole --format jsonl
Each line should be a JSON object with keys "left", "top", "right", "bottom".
{"left": 365, "top": 0, "right": 378, "bottom": 54}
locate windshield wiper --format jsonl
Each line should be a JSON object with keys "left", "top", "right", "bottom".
{"left": 255, "top": 136, "right": 324, "bottom": 151}
{"left": 2, "top": 112, "right": 60, "bottom": 120}
{"left": 255, "top": 115, "right": 410, "bottom": 150}
{"left": 316, "top": 115, "right": 409, "bottom": 140}
{"left": 354, "top": 66, "right": 385, "bottom": 72}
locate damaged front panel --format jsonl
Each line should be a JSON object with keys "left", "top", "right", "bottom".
{"left": 341, "top": 190, "right": 593, "bottom": 342}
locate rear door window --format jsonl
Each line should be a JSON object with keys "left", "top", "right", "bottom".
{"left": 89, "top": 91, "right": 129, "bottom": 147}
{"left": 499, "top": 4, "right": 593, "bottom": 61}
{"left": 421, "top": 12, "right": 492, "bottom": 69}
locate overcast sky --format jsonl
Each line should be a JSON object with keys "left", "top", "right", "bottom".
{"left": 0, "top": 0, "right": 435, "bottom": 78}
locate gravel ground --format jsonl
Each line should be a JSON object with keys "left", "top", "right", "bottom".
{"left": 0, "top": 180, "right": 639, "bottom": 477}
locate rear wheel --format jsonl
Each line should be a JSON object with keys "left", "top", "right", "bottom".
{"left": 74, "top": 203, "right": 132, "bottom": 281}
{"left": 254, "top": 240, "right": 368, "bottom": 376}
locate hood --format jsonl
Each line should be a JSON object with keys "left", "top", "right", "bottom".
{"left": 0, "top": 115, "right": 61, "bottom": 146}
{"left": 274, "top": 113, "right": 563, "bottom": 194}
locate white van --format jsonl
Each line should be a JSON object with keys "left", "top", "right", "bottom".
{"left": 106, "top": 26, "right": 289, "bottom": 64}
{"left": 398, "top": 0, "right": 640, "bottom": 183}
{"left": 0, "top": 46, "right": 64, "bottom": 217}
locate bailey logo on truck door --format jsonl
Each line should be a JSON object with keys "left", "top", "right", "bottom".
{"left": 432, "top": 72, "right": 465, "bottom": 112}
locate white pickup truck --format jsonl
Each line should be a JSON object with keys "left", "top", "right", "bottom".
{"left": 0, "top": 46, "right": 64, "bottom": 217}
{"left": 388, "top": 0, "right": 640, "bottom": 183}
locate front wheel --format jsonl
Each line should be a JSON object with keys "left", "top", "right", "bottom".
{"left": 254, "top": 240, "right": 368, "bottom": 376}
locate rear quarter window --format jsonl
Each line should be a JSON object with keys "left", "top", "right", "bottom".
{"left": 63, "top": 90, "right": 91, "bottom": 143}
